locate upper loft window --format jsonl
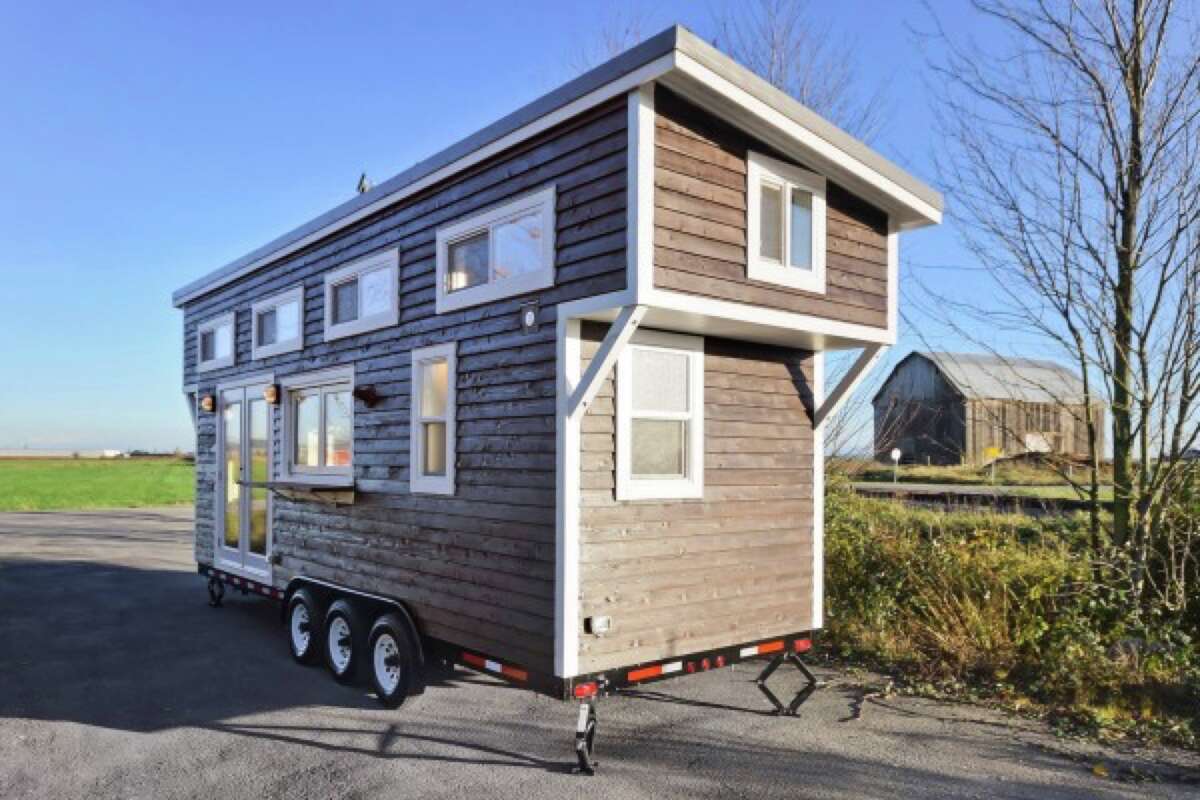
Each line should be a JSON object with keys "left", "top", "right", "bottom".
{"left": 323, "top": 249, "right": 399, "bottom": 341}
{"left": 616, "top": 330, "right": 705, "bottom": 501}
{"left": 434, "top": 186, "right": 556, "bottom": 314}
{"left": 197, "top": 312, "right": 235, "bottom": 372}
{"left": 746, "top": 151, "right": 827, "bottom": 293}
{"left": 251, "top": 285, "right": 304, "bottom": 360}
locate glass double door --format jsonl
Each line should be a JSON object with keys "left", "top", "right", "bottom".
{"left": 217, "top": 384, "right": 271, "bottom": 577}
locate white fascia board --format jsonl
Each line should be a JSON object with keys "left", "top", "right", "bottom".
{"left": 174, "top": 55, "right": 676, "bottom": 308}
{"left": 663, "top": 53, "right": 942, "bottom": 228}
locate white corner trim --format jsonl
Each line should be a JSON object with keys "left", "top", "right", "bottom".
{"left": 322, "top": 248, "right": 399, "bottom": 342}
{"left": 555, "top": 316, "right": 584, "bottom": 677}
{"left": 410, "top": 341, "right": 457, "bottom": 496}
{"left": 196, "top": 311, "right": 236, "bottom": 373}
{"left": 669, "top": 51, "right": 942, "bottom": 226}
{"left": 746, "top": 150, "right": 827, "bottom": 293}
{"left": 434, "top": 185, "right": 557, "bottom": 314}
{"left": 615, "top": 328, "right": 705, "bottom": 501}
{"left": 250, "top": 284, "right": 305, "bottom": 360}
{"left": 811, "top": 350, "right": 825, "bottom": 630}
{"left": 887, "top": 219, "right": 899, "bottom": 334}
{"left": 627, "top": 84, "right": 656, "bottom": 301}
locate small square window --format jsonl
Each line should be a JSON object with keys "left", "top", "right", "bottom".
{"left": 435, "top": 186, "right": 556, "bottom": 314}
{"left": 747, "top": 151, "right": 826, "bottom": 292}
{"left": 323, "top": 251, "right": 399, "bottom": 341}
{"left": 251, "top": 285, "right": 304, "bottom": 360}
{"left": 196, "top": 312, "right": 235, "bottom": 372}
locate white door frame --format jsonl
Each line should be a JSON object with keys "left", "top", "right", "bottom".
{"left": 215, "top": 376, "right": 274, "bottom": 581}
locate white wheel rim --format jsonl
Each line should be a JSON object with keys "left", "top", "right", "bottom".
{"left": 328, "top": 616, "right": 352, "bottom": 673}
{"left": 374, "top": 633, "right": 402, "bottom": 695}
{"left": 290, "top": 604, "right": 310, "bottom": 655}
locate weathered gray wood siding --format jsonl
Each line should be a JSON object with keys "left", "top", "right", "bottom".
{"left": 577, "top": 322, "right": 816, "bottom": 674}
{"left": 653, "top": 88, "right": 890, "bottom": 329}
{"left": 873, "top": 356, "right": 966, "bottom": 465}
{"left": 182, "top": 99, "right": 628, "bottom": 672}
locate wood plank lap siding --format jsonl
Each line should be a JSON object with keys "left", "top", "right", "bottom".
{"left": 183, "top": 99, "right": 628, "bottom": 673}
{"left": 653, "top": 87, "right": 890, "bottom": 328}
{"left": 577, "top": 321, "right": 816, "bottom": 674}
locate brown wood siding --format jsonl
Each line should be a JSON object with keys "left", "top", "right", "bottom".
{"left": 652, "top": 88, "right": 889, "bottom": 328}
{"left": 576, "top": 322, "right": 815, "bottom": 673}
{"left": 183, "top": 99, "right": 628, "bottom": 673}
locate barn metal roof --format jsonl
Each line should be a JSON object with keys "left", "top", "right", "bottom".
{"left": 919, "top": 351, "right": 1091, "bottom": 405}
{"left": 172, "top": 24, "right": 943, "bottom": 307}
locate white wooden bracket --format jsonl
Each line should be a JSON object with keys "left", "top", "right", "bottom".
{"left": 813, "top": 344, "right": 886, "bottom": 428}
{"left": 567, "top": 305, "right": 646, "bottom": 419}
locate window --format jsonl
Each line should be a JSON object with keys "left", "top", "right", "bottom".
{"left": 323, "top": 249, "right": 399, "bottom": 341}
{"left": 410, "top": 342, "right": 456, "bottom": 495}
{"left": 251, "top": 285, "right": 304, "bottom": 359}
{"left": 281, "top": 367, "right": 354, "bottom": 482}
{"left": 616, "top": 330, "right": 704, "bottom": 501}
{"left": 746, "top": 151, "right": 827, "bottom": 292}
{"left": 197, "top": 312, "right": 235, "bottom": 372}
{"left": 434, "top": 186, "right": 556, "bottom": 313}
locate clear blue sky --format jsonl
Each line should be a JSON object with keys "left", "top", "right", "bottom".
{"left": 0, "top": 1, "right": 993, "bottom": 452}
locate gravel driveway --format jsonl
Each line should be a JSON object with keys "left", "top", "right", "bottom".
{"left": 0, "top": 507, "right": 1195, "bottom": 799}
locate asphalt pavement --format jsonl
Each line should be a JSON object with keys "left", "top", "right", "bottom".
{"left": 0, "top": 507, "right": 1196, "bottom": 799}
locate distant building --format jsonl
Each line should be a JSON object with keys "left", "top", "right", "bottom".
{"left": 872, "top": 351, "right": 1105, "bottom": 465}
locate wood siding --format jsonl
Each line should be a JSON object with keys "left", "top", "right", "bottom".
{"left": 652, "top": 88, "right": 890, "bottom": 328}
{"left": 576, "top": 322, "right": 816, "bottom": 674}
{"left": 183, "top": 99, "right": 628, "bottom": 673}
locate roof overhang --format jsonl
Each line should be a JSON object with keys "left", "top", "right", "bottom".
{"left": 173, "top": 25, "right": 943, "bottom": 308}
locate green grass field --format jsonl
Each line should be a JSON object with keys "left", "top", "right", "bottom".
{"left": 0, "top": 458, "right": 195, "bottom": 511}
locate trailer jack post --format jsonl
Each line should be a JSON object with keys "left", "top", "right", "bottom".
{"left": 573, "top": 701, "right": 598, "bottom": 775}
{"left": 756, "top": 652, "right": 818, "bottom": 716}
{"left": 207, "top": 577, "right": 225, "bottom": 608}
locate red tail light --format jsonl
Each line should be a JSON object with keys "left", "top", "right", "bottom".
{"left": 794, "top": 638, "right": 813, "bottom": 653}
{"left": 573, "top": 682, "right": 598, "bottom": 699}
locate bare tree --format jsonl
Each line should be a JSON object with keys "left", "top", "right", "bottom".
{"left": 567, "top": 5, "right": 657, "bottom": 75}
{"left": 711, "top": 0, "right": 889, "bottom": 142}
{"left": 924, "top": 0, "right": 1200, "bottom": 618}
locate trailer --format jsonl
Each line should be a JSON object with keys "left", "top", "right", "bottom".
{"left": 173, "top": 24, "right": 942, "bottom": 774}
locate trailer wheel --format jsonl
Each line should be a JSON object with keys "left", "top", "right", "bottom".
{"left": 367, "top": 613, "right": 418, "bottom": 708}
{"left": 286, "top": 588, "right": 323, "bottom": 665}
{"left": 324, "top": 599, "right": 366, "bottom": 684}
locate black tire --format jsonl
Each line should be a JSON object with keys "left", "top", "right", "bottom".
{"left": 324, "top": 598, "right": 366, "bottom": 684}
{"left": 367, "top": 612, "right": 419, "bottom": 708}
{"left": 286, "top": 588, "right": 323, "bottom": 665}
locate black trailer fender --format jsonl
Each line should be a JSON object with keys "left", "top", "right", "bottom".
{"left": 283, "top": 576, "right": 426, "bottom": 686}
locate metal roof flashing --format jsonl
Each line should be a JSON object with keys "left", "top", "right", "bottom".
{"left": 173, "top": 24, "right": 943, "bottom": 308}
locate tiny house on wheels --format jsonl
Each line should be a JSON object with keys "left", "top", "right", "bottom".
{"left": 174, "top": 25, "right": 941, "bottom": 773}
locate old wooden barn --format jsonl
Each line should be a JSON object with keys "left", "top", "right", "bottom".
{"left": 872, "top": 351, "right": 1105, "bottom": 466}
{"left": 172, "top": 25, "right": 942, "bottom": 762}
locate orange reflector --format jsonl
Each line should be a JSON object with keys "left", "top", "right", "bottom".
{"left": 794, "top": 638, "right": 813, "bottom": 653}
{"left": 462, "top": 652, "right": 486, "bottom": 669}
{"left": 627, "top": 665, "right": 661, "bottom": 682}
{"left": 758, "top": 640, "right": 785, "bottom": 655}
{"left": 573, "top": 682, "right": 598, "bottom": 699}
{"left": 501, "top": 665, "right": 528, "bottom": 682}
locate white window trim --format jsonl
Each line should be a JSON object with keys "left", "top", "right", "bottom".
{"left": 746, "top": 150, "right": 827, "bottom": 293}
{"left": 279, "top": 366, "right": 355, "bottom": 486}
{"left": 615, "top": 329, "right": 704, "bottom": 501}
{"left": 410, "top": 342, "right": 457, "bottom": 495}
{"left": 196, "top": 311, "right": 236, "bottom": 372}
{"left": 323, "top": 249, "right": 399, "bottom": 342}
{"left": 251, "top": 284, "right": 305, "bottom": 360}
{"left": 434, "top": 185, "right": 557, "bottom": 314}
